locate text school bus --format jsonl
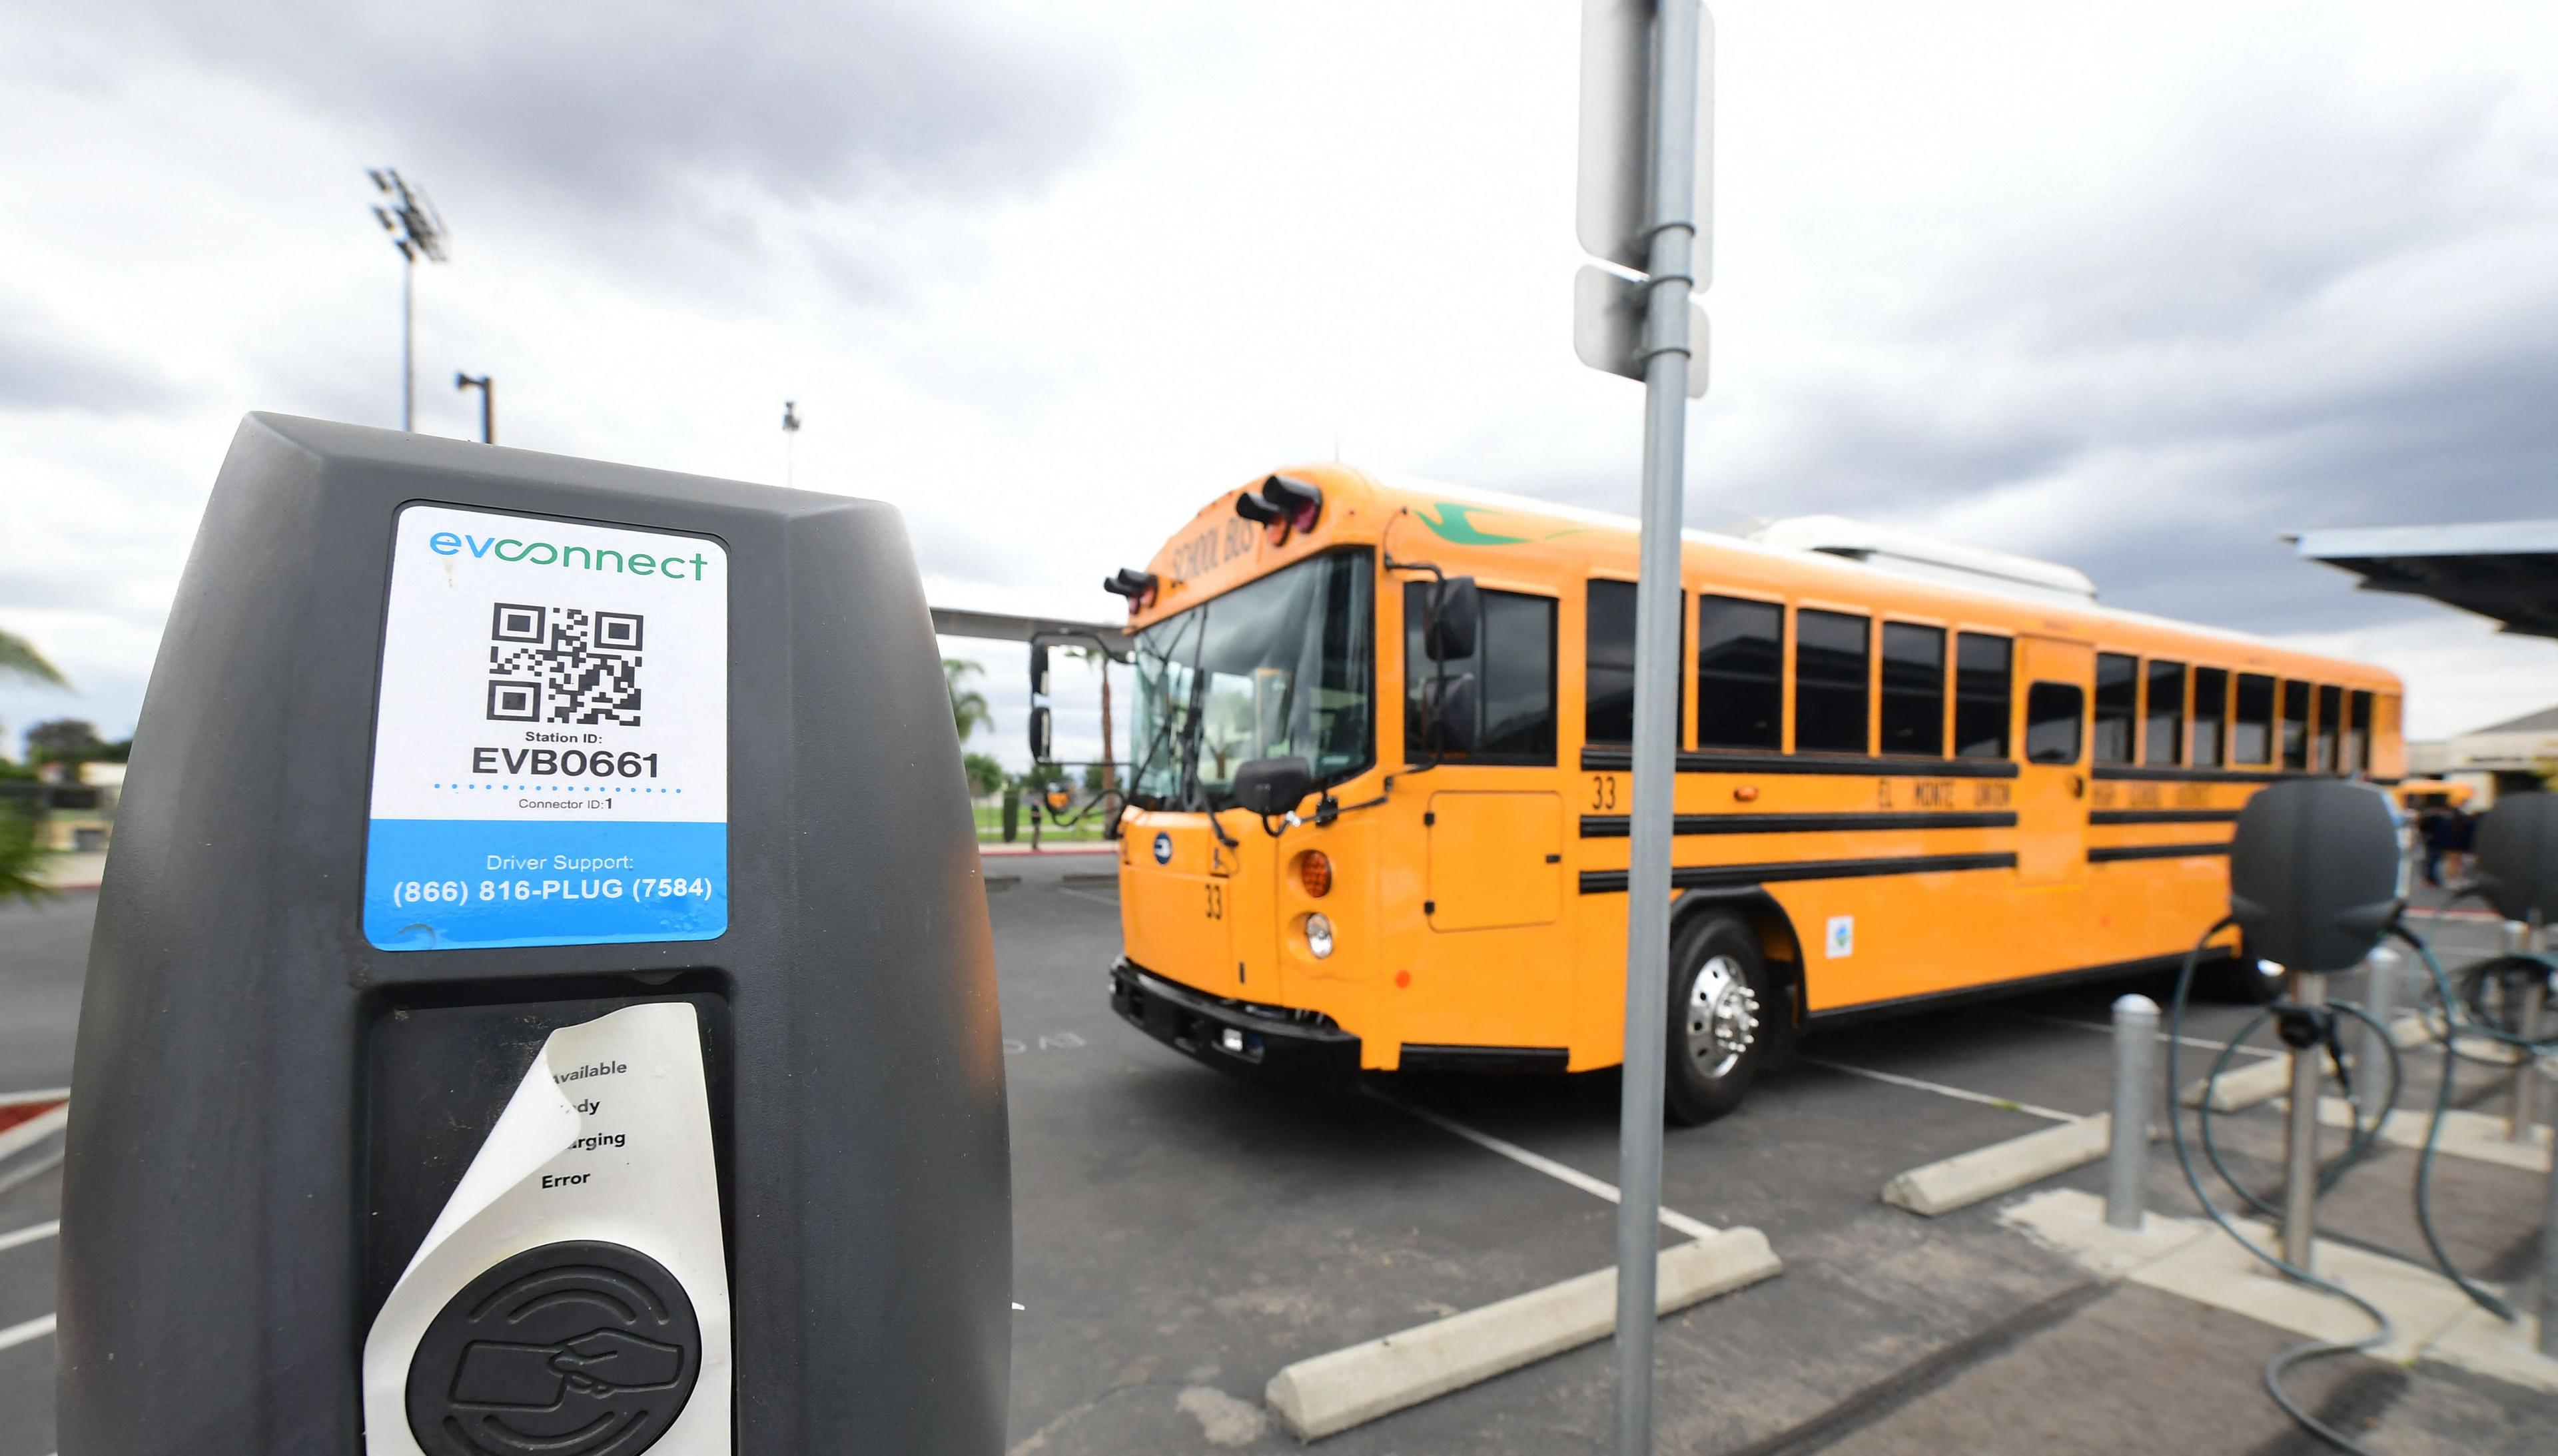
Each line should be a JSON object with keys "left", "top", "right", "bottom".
{"left": 1102, "top": 468, "right": 2403, "bottom": 1122}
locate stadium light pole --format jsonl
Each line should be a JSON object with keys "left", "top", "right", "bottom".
{"left": 369, "top": 169, "right": 450, "bottom": 432}
{"left": 454, "top": 373, "right": 494, "bottom": 444}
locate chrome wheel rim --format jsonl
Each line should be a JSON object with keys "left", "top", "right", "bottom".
{"left": 1685, "top": 954, "right": 1760, "bottom": 1080}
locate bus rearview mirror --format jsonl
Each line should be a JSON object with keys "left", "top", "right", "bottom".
{"left": 1426, "top": 577, "right": 1481, "bottom": 661}
{"left": 1232, "top": 756, "right": 1315, "bottom": 817}
{"left": 1029, "top": 704, "right": 1052, "bottom": 761}
{"left": 1029, "top": 643, "right": 1051, "bottom": 698}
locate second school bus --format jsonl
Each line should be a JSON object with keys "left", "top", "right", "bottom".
{"left": 1103, "top": 467, "right": 2403, "bottom": 1122}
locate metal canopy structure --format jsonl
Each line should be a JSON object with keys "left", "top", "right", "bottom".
{"left": 2288, "top": 519, "right": 2558, "bottom": 641}
{"left": 928, "top": 604, "right": 1130, "bottom": 655}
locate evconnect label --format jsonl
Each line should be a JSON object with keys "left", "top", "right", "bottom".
{"left": 363, "top": 504, "right": 729, "bottom": 950}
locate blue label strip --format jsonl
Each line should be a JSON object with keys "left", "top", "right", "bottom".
{"left": 364, "top": 819, "right": 728, "bottom": 950}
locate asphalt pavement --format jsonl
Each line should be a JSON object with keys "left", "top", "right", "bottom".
{"left": 2, "top": 873, "right": 2553, "bottom": 1455}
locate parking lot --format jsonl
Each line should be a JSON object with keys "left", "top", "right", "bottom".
{"left": 5, "top": 869, "right": 2555, "bottom": 1454}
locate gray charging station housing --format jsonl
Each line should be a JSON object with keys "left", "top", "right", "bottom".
{"left": 2228, "top": 778, "right": 2402, "bottom": 973}
{"left": 58, "top": 414, "right": 1009, "bottom": 1453}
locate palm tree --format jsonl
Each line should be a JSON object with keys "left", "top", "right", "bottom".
{"left": 0, "top": 627, "right": 67, "bottom": 689}
{"left": 944, "top": 659, "right": 993, "bottom": 743}
{"left": 0, "top": 625, "right": 67, "bottom": 904}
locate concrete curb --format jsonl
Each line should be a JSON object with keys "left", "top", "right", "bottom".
{"left": 1264, "top": 1228, "right": 1781, "bottom": 1440}
{"left": 2180, "top": 1055, "right": 2290, "bottom": 1112}
{"left": 2182, "top": 1016, "right": 2513, "bottom": 1112}
{"left": 2304, "top": 1096, "right": 2552, "bottom": 1174}
{"left": 1881, "top": 1114, "right": 2116, "bottom": 1217}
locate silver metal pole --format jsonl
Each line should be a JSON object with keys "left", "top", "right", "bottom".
{"left": 2357, "top": 946, "right": 2399, "bottom": 1128}
{"left": 2281, "top": 969, "right": 2326, "bottom": 1272}
{"left": 2539, "top": 1095, "right": 2558, "bottom": 1357}
{"left": 1612, "top": 3, "right": 1700, "bottom": 1453}
{"left": 2106, "top": 994, "right": 2158, "bottom": 1230}
{"left": 2507, "top": 975, "right": 2545, "bottom": 1144}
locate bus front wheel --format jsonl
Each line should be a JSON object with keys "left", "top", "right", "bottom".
{"left": 1663, "top": 915, "right": 1771, "bottom": 1126}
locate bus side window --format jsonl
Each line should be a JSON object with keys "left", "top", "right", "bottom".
{"left": 2281, "top": 679, "right": 2310, "bottom": 771}
{"left": 1794, "top": 609, "right": 1870, "bottom": 755}
{"left": 2092, "top": 653, "right": 2137, "bottom": 764}
{"left": 1697, "top": 595, "right": 1782, "bottom": 751}
{"left": 2232, "top": 673, "right": 2274, "bottom": 765}
{"left": 1584, "top": 579, "right": 1682, "bottom": 745}
{"left": 1407, "top": 583, "right": 1555, "bottom": 765}
{"left": 2316, "top": 684, "right": 2342, "bottom": 773}
{"left": 1953, "top": 633, "right": 2011, "bottom": 759}
{"left": 2192, "top": 668, "right": 2228, "bottom": 767}
{"left": 2347, "top": 689, "right": 2373, "bottom": 772}
{"left": 2025, "top": 682, "right": 2084, "bottom": 765}
{"left": 2144, "top": 659, "right": 2186, "bottom": 767}
{"left": 1881, "top": 623, "right": 1946, "bottom": 757}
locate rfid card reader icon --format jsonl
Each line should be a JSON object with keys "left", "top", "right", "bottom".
{"left": 408, "top": 1241, "right": 701, "bottom": 1456}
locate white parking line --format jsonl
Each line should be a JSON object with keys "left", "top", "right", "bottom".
{"left": 2004, "top": 1010, "right": 2282, "bottom": 1058}
{"left": 1798, "top": 1057, "right": 2078, "bottom": 1124}
{"left": 1057, "top": 887, "right": 1120, "bottom": 908}
{"left": 1372, "top": 1092, "right": 1720, "bottom": 1240}
{"left": 0, "top": 1311, "right": 53, "bottom": 1353}
{"left": 0, "top": 1220, "right": 59, "bottom": 1254}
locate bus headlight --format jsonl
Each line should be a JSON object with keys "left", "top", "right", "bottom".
{"left": 1304, "top": 912, "right": 1335, "bottom": 959}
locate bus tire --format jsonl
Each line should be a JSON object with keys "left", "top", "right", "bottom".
{"left": 1663, "top": 914, "right": 1771, "bottom": 1126}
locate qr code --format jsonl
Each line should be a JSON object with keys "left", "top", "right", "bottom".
{"left": 484, "top": 603, "right": 644, "bottom": 727}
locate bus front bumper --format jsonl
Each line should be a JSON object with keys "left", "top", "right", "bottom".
{"left": 1108, "top": 956, "right": 1362, "bottom": 1085}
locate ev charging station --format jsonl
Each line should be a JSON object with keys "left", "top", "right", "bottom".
{"left": 57, "top": 415, "right": 1010, "bottom": 1454}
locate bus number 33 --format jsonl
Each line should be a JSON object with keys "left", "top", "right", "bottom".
{"left": 1591, "top": 775, "right": 1619, "bottom": 811}
{"left": 1204, "top": 883, "right": 1225, "bottom": 920}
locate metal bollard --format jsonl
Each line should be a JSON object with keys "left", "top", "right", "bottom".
{"left": 2509, "top": 920, "right": 2547, "bottom": 1144}
{"left": 2357, "top": 946, "right": 2400, "bottom": 1128}
{"left": 2281, "top": 969, "right": 2326, "bottom": 1272}
{"left": 2537, "top": 1105, "right": 2558, "bottom": 1361}
{"left": 2107, "top": 994, "right": 2160, "bottom": 1231}
{"left": 2542, "top": 1109, "right": 2558, "bottom": 1357}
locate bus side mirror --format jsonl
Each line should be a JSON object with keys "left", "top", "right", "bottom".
{"left": 1426, "top": 577, "right": 1480, "bottom": 661}
{"left": 1232, "top": 757, "right": 1315, "bottom": 817}
{"left": 1029, "top": 705, "right": 1052, "bottom": 761}
{"left": 1029, "top": 643, "right": 1051, "bottom": 698}
{"left": 1422, "top": 673, "right": 1479, "bottom": 753}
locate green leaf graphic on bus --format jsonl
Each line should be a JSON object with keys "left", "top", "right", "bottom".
{"left": 1414, "top": 502, "right": 1589, "bottom": 547}
{"left": 1415, "top": 503, "right": 1530, "bottom": 546}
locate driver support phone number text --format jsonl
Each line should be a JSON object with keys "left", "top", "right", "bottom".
{"left": 388, "top": 877, "right": 715, "bottom": 907}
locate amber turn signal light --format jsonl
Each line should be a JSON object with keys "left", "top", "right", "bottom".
{"left": 1298, "top": 850, "right": 1332, "bottom": 898}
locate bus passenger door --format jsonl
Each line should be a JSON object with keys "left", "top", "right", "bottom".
{"left": 2014, "top": 636, "right": 2092, "bottom": 887}
{"left": 1402, "top": 582, "right": 1571, "bottom": 1049}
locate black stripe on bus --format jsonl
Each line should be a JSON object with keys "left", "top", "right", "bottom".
{"left": 1579, "top": 747, "right": 2020, "bottom": 779}
{"left": 2087, "top": 809, "right": 2241, "bottom": 826}
{"left": 1579, "top": 811, "right": 2017, "bottom": 839}
{"left": 2086, "top": 842, "right": 2231, "bottom": 863}
{"left": 1805, "top": 950, "right": 2227, "bottom": 1027}
{"left": 1578, "top": 851, "right": 2018, "bottom": 895}
{"left": 2091, "top": 765, "right": 2288, "bottom": 784}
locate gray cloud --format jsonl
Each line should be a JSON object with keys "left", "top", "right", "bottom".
{"left": 47, "top": 0, "right": 1119, "bottom": 286}
{"left": 0, "top": 310, "right": 184, "bottom": 414}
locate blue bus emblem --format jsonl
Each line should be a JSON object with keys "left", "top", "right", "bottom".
{"left": 1153, "top": 832, "right": 1172, "bottom": 865}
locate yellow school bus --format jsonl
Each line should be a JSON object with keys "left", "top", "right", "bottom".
{"left": 1102, "top": 467, "right": 2404, "bottom": 1122}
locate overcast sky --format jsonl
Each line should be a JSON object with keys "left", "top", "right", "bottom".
{"left": 3, "top": 0, "right": 2554, "bottom": 766}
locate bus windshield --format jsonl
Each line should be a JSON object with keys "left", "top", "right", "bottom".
{"left": 1130, "top": 549, "right": 1373, "bottom": 811}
